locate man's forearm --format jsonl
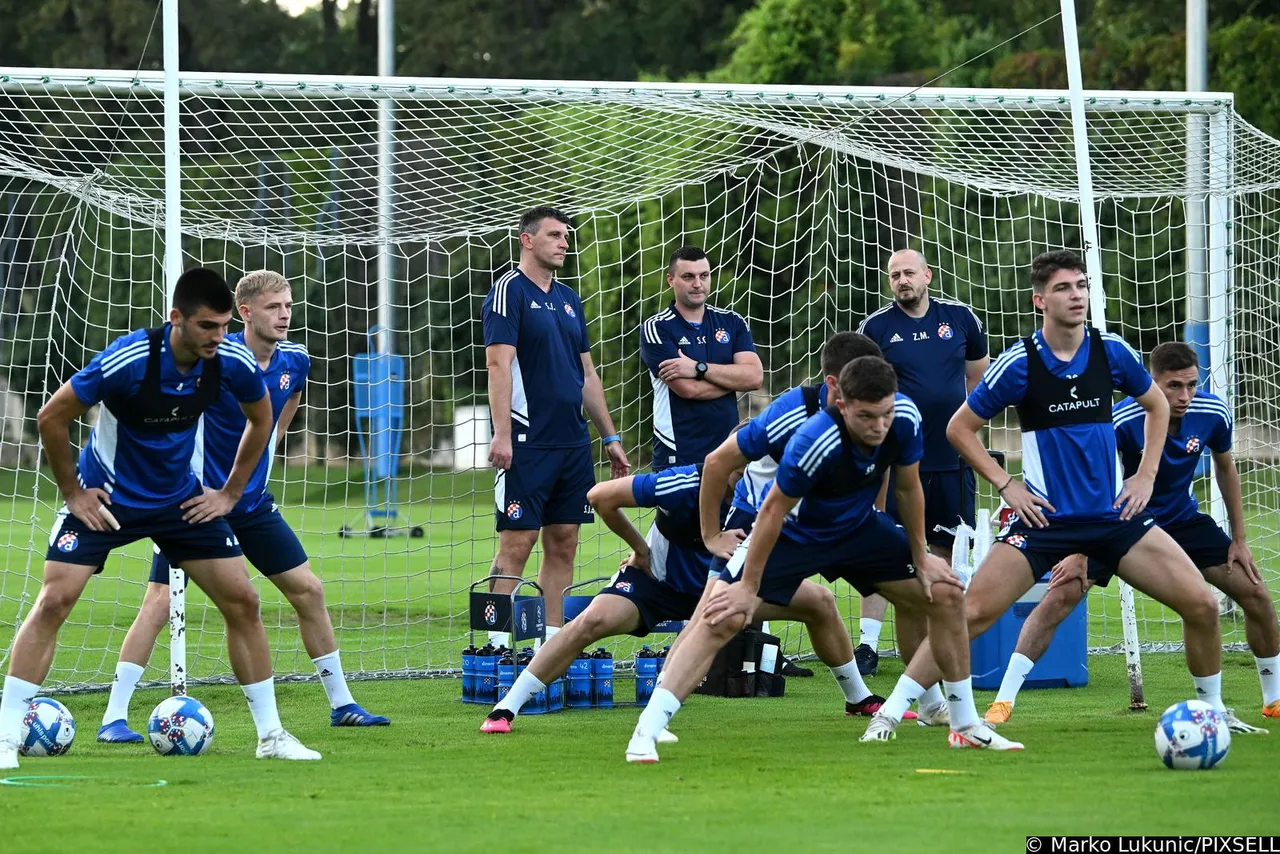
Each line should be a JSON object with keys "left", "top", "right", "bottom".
{"left": 700, "top": 450, "right": 736, "bottom": 541}
{"left": 950, "top": 426, "right": 1006, "bottom": 488}
{"left": 38, "top": 419, "right": 80, "bottom": 499}
{"left": 487, "top": 362, "right": 514, "bottom": 439}
{"left": 223, "top": 420, "right": 272, "bottom": 498}
{"left": 582, "top": 372, "right": 617, "bottom": 436}
{"left": 597, "top": 506, "right": 649, "bottom": 556}
{"left": 1216, "top": 458, "right": 1249, "bottom": 541}
{"left": 740, "top": 502, "right": 786, "bottom": 590}
{"left": 703, "top": 362, "right": 762, "bottom": 392}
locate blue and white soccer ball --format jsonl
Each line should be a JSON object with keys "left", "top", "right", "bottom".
{"left": 148, "top": 696, "right": 214, "bottom": 756}
{"left": 1154, "top": 700, "right": 1231, "bottom": 770}
{"left": 19, "top": 697, "right": 76, "bottom": 756}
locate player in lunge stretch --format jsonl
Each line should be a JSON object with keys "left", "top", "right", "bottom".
{"left": 984, "top": 342, "right": 1276, "bottom": 732}
{"left": 1, "top": 269, "right": 319, "bottom": 769}
{"left": 626, "top": 356, "right": 1007, "bottom": 764}
{"left": 862, "top": 250, "right": 1231, "bottom": 749}
{"left": 96, "top": 271, "right": 388, "bottom": 745}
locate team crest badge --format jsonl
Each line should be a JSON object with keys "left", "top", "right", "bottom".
{"left": 483, "top": 603, "right": 497, "bottom": 625}
{"left": 563, "top": 303, "right": 576, "bottom": 318}
{"left": 279, "top": 372, "right": 291, "bottom": 391}
{"left": 1184, "top": 436, "right": 1202, "bottom": 454}
{"left": 506, "top": 501, "right": 523, "bottom": 520}
{"left": 715, "top": 328, "right": 730, "bottom": 344}
{"left": 615, "top": 580, "right": 633, "bottom": 593}
{"left": 937, "top": 323, "right": 954, "bottom": 340}
{"left": 1004, "top": 534, "right": 1027, "bottom": 550}
{"left": 56, "top": 531, "right": 79, "bottom": 553}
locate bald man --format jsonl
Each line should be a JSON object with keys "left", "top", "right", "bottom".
{"left": 853, "top": 249, "right": 989, "bottom": 675}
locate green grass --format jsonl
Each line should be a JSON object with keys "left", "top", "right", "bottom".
{"left": 0, "top": 652, "right": 1277, "bottom": 852}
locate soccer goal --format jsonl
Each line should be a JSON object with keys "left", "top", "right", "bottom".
{"left": 1, "top": 68, "right": 1277, "bottom": 692}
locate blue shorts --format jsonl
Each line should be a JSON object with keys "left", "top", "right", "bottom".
{"left": 1088, "top": 513, "right": 1230, "bottom": 587}
{"left": 719, "top": 511, "right": 915, "bottom": 606}
{"left": 886, "top": 466, "right": 976, "bottom": 549}
{"left": 46, "top": 489, "right": 242, "bottom": 570}
{"left": 150, "top": 500, "right": 308, "bottom": 584}
{"left": 495, "top": 444, "right": 595, "bottom": 531}
{"left": 996, "top": 513, "right": 1156, "bottom": 582}
{"left": 596, "top": 566, "right": 703, "bottom": 636}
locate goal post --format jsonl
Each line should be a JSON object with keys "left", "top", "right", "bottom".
{"left": 0, "top": 68, "right": 1276, "bottom": 691}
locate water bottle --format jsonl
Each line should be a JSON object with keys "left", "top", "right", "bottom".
{"left": 591, "top": 647, "right": 614, "bottom": 708}
{"left": 567, "top": 653, "right": 593, "bottom": 708}
{"left": 635, "top": 645, "right": 659, "bottom": 705}
{"left": 461, "top": 644, "right": 478, "bottom": 703}
{"left": 497, "top": 649, "right": 517, "bottom": 704}
{"left": 476, "top": 644, "right": 498, "bottom": 704}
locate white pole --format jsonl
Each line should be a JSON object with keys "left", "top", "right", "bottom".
{"left": 1060, "top": 0, "right": 1145, "bottom": 709}
{"left": 1185, "top": 0, "right": 1208, "bottom": 393}
{"left": 1206, "top": 109, "right": 1232, "bottom": 527}
{"left": 376, "top": 0, "right": 395, "bottom": 355}
{"left": 162, "top": 0, "right": 187, "bottom": 697}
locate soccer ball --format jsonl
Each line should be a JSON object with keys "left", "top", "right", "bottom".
{"left": 147, "top": 696, "right": 214, "bottom": 756}
{"left": 1154, "top": 700, "right": 1231, "bottom": 770}
{"left": 19, "top": 697, "right": 76, "bottom": 756}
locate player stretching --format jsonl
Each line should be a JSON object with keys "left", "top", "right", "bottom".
{"left": 985, "top": 342, "right": 1275, "bottom": 732}
{"left": 699, "top": 331, "right": 942, "bottom": 724}
{"left": 854, "top": 249, "right": 988, "bottom": 675}
{"left": 1, "top": 269, "right": 319, "bottom": 768}
{"left": 862, "top": 251, "right": 1228, "bottom": 748}
{"left": 483, "top": 207, "right": 630, "bottom": 642}
{"left": 97, "top": 271, "right": 388, "bottom": 745}
{"left": 627, "top": 356, "right": 1009, "bottom": 764}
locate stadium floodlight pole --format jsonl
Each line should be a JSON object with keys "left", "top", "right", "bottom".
{"left": 376, "top": 0, "right": 395, "bottom": 355}
{"left": 1059, "top": 0, "right": 1146, "bottom": 710}
{"left": 162, "top": 0, "right": 188, "bottom": 697}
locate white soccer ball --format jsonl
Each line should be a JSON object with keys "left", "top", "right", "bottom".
{"left": 1154, "top": 700, "right": 1230, "bottom": 770}
{"left": 19, "top": 697, "right": 76, "bottom": 756}
{"left": 147, "top": 696, "right": 214, "bottom": 756}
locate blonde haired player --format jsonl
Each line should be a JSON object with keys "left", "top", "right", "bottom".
{"left": 96, "top": 270, "right": 388, "bottom": 745}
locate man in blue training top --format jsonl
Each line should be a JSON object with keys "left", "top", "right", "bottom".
{"left": 864, "top": 250, "right": 1229, "bottom": 749}
{"left": 483, "top": 207, "right": 631, "bottom": 642}
{"left": 640, "top": 246, "right": 762, "bottom": 469}
{"left": 854, "top": 249, "right": 989, "bottom": 675}
{"left": 700, "top": 330, "right": 942, "bottom": 723}
{"left": 96, "top": 270, "right": 389, "bottom": 745}
{"left": 626, "top": 356, "right": 996, "bottom": 764}
{"left": 984, "top": 341, "right": 1277, "bottom": 732}
{"left": 0, "top": 268, "right": 320, "bottom": 769}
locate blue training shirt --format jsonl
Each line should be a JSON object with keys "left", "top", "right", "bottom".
{"left": 1112, "top": 390, "right": 1232, "bottom": 526}
{"left": 858, "top": 297, "right": 987, "bottom": 471}
{"left": 194, "top": 332, "right": 310, "bottom": 515}
{"left": 735, "top": 383, "right": 830, "bottom": 465}
{"left": 70, "top": 325, "right": 267, "bottom": 509}
{"left": 967, "top": 328, "right": 1151, "bottom": 523}
{"left": 482, "top": 268, "right": 590, "bottom": 448}
{"left": 631, "top": 465, "right": 717, "bottom": 595}
{"left": 773, "top": 394, "right": 923, "bottom": 544}
{"left": 640, "top": 303, "right": 755, "bottom": 468}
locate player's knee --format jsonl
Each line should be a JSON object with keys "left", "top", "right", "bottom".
{"left": 929, "top": 581, "right": 964, "bottom": 613}
{"left": 284, "top": 570, "right": 326, "bottom": 616}
{"left": 1180, "top": 589, "right": 1220, "bottom": 627}
{"left": 219, "top": 583, "right": 262, "bottom": 626}
{"left": 571, "top": 608, "right": 616, "bottom": 645}
{"left": 1236, "top": 583, "right": 1276, "bottom": 621}
{"left": 32, "top": 583, "right": 79, "bottom": 623}
{"left": 706, "top": 612, "right": 747, "bottom": 642}
{"left": 139, "top": 587, "right": 171, "bottom": 628}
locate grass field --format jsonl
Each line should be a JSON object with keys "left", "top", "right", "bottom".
{"left": 0, "top": 652, "right": 1277, "bottom": 852}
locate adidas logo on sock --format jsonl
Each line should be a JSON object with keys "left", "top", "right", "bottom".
{"left": 946, "top": 694, "right": 961, "bottom": 702}
{"left": 836, "top": 675, "right": 848, "bottom": 681}
{"left": 320, "top": 669, "right": 333, "bottom": 677}
{"left": 1196, "top": 687, "right": 1207, "bottom": 694}
{"left": 1262, "top": 668, "right": 1274, "bottom": 676}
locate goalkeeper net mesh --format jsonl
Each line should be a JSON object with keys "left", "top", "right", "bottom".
{"left": 1, "top": 70, "right": 1278, "bottom": 689}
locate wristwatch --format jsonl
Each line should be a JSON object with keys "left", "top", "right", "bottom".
{"left": 695, "top": 361, "right": 708, "bottom": 381}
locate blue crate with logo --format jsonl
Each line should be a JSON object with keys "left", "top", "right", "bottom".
{"left": 970, "top": 573, "right": 1089, "bottom": 691}
{"left": 461, "top": 576, "right": 563, "bottom": 712}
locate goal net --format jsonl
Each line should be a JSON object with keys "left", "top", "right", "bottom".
{"left": 1, "top": 70, "right": 1278, "bottom": 690}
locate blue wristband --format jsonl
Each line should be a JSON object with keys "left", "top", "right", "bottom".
{"left": 602, "top": 434, "right": 621, "bottom": 446}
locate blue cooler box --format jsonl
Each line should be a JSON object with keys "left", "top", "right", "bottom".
{"left": 970, "top": 576, "right": 1089, "bottom": 690}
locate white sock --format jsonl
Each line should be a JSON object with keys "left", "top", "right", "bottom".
{"left": 311, "top": 651, "right": 355, "bottom": 710}
{"left": 544, "top": 625, "right": 560, "bottom": 639}
{"left": 655, "top": 670, "right": 665, "bottom": 688}
{"left": 0, "top": 675, "right": 40, "bottom": 742}
{"left": 829, "top": 660, "right": 873, "bottom": 704}
{"left": 488, "top": 631, "right": 511, "bottom": 647}
{"left": 917, "top": 683, "right": 945, "bottom": 710}
{"left": 1256, "top": 655, "right": 1280, "bottom": 705}
{"left": 943, "top": 677, "right": 980, "bottom": 730}
{"left": 241, "top": 677, "right": 284, "bottom": 740}
{"left": 1192, "top": 672, "right": 1225, "bottom": 712}
{"left": 634, "top": 687, "right": 682, "bottom": 742}
{"left": 881, "top": 675, "right": 924, "bottom": 723}
{"left": 102, "top": 661, "right": 146, "bottom": 726}
{"left": 496, "top": 670, "right": 545, "bottom": 717}
{"left": 995, "top": 653, "right": 1036, "bottom": 705}
{"left": 859, "top": 618, "right": 883, "bottom": 648}
{"left": 534, "top": 624, "right": 560, "bottom": 652}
